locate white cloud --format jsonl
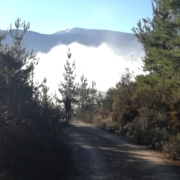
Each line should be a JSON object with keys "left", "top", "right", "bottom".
{"left": 34, "top": 42, "right": 144, "bottom": 94}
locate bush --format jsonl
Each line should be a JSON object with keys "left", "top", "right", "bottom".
{"left": 0, "top": 111, "right": 73, "bottom": 180}
{"left": 0, "top": 19, "right": 73, "bottom": 180}
{"left": 163, "top": 133, "right": 180, "bottom": 159}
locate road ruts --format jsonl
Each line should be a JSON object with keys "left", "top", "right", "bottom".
{"left": 68, "top": 120, "right": 180, "bottom": 180}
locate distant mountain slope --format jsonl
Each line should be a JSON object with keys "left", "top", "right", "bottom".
{"left": 0, "top": 27, "right": 143, "bottom": 54}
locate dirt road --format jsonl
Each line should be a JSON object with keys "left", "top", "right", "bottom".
{"left": 68, "top": 120, "right": 180, "bottom": 180}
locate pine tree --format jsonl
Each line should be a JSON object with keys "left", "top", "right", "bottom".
{"left": 76, "top": 74, "right": 103, "bottom": 119}
{"left": 0, "top": 18, "right": 38, "bottom": 120}
{"left": 132, "top": 0, "right": 180, "bottom": 88}
{"left": 58, "top": 48, "right": 77, "bottom": 99}
{"left": 76, "top": 74, "right": 89, "bottom": 117}
{"left": 88, "top": 81, "right": 103, "bottom": 111}
{"left": 0, "top": 19, "right": 76, "bottom": 180}
{"left": 40, "top": 78, "right": 52, "bottom": 107}
{"left": 77, "top": 74, "right": 89, "bottom": 108}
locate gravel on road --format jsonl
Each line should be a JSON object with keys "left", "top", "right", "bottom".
{"left": 68, "top": 120, "right": 180, "bottom": 180}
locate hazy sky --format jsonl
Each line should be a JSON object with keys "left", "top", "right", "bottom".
{"left": 1, "top": 0, "right": 153, "bottom": 34}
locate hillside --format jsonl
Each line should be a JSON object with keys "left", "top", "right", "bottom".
{"left": 0, "top": 27, "right": 143, "bottom": 54}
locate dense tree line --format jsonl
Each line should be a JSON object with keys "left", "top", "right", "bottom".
{"left": 93, "top": 0, "right": 180, "bottom": 159}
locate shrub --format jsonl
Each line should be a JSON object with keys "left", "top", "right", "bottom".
{"left": 0, "top": 19, "right": 73, "bottom": 180}
{"left": 163, "top": 133, "right": 180, "bottom": 159}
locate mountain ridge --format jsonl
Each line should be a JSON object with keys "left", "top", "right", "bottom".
{"left": 0, "top": 27, "right": 143, "bottom": 55}
{"left": 53, "top": 27, "right": 133, "bottom": 35}
{"left": 1, "top": 27, "right": 133, "bottom": 35}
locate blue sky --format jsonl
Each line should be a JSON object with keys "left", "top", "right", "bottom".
{"left": 1, "top": 0, "right": 153, "bottom": 34}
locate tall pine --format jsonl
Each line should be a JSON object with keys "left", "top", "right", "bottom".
{"left": 0, "top": 18, "right": 38, "bottom": 120}
{"left": 58, "top": 48, "right": 77, "bottom": 99}
{"left": 132, "top": 0, "right": 180, "bottom": 88}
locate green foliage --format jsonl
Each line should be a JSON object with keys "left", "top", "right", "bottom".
{"left": 103, "top": 69, "right": 138, "bottom": 123}
{"left": 132, "top": 0, "right": 180, "bottom": 89}
{"left": 163, "top": 133, "right": 180, "bottom": 159}
{"left": 93, "top": 0, "right": 180, "bottom": 159}
{"left": 57, "top": 49, "right": 103, "bottom": 121}
{"left": 125, "top": 110, "right": 180, "bottom": 159}
{"left": 0, "top": 19, "right": 72, "bottom": 180}
{"left": 76, "top": 74, "right": 103, "bottom": 121}
{"left": 77, "top": 74, "right": 89, "bottom": 108}
{"left": 59, "top": 48, "right": 77, "bottom": 99}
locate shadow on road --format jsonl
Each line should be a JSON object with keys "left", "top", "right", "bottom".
{"left": 68, "top": 121, "right": 180, "bottom": 180}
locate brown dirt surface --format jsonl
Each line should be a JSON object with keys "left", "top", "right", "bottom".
{"left": 68, "top": 119, "right": 180, "bottom": 180}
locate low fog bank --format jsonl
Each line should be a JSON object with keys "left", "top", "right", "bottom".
{"left": 34, "top": 42, "right": 144, "bottom": 94}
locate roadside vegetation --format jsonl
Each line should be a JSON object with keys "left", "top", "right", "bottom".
{"left": 57, "top": 47, "right": 103, "bottom": 123}
{"left": 1, "top": 0, "right": 180, "bottom": 178}
{"left": 92, "top": 0, "right": 180, "bottom": 160}
{"left": 0, "top": 19, "right": 73, "bottom": 180}
{"left": 0, "top": 18, "right": 102, "bottom": 180}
